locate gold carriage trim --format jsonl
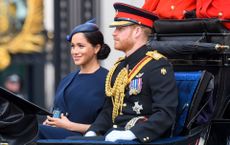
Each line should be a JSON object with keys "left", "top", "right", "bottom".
{"left": 0, "top": 0, "right": 45, "bottom": 70}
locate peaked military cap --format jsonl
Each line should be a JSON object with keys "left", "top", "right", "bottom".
{"left": 0, "top": 87, "right": 51, "bottom": 145}
{"left": 66, "top": 19, "right": 98, "bottom": 42}
{"left": 110, "top": 2, "right": 159, "bottom": 28}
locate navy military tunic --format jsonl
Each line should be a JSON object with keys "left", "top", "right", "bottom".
{"left": 38, "top": 67, "right": 108, "bottom": 139}
{"left": 88, "top": 45, "right": 178, "bottom": 143}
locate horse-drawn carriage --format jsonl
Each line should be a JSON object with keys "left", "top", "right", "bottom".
{"left": 34, "top": 19, "right": 230, "bottom": 145}
{"left": 1, "top": 9, "right": 230, "bottom": 145}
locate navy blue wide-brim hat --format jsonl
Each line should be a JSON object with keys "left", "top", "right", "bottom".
{"left": 110, "top": 2, "right": 159, "bottom": 28}
{"left": 66, "top": 19, "right": 98, "bottom": 42}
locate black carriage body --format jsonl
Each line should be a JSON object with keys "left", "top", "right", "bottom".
{"left": 152, "top": 19, "right": 230, "bottom": 145}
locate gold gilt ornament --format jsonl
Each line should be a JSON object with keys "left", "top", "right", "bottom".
{"left": 0, "top": 48, "right": 11, "bottom": 70}
{"left": 0, "top": 2, "right": 9, "bottom": 36}
{"left": 0, "top": 0, "right": 45, "bottom": 71}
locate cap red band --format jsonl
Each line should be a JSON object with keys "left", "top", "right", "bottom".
{"left": 115, "top": 12, "right": 154, "bottom": 28}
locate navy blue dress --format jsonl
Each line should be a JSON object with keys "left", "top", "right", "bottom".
{"left": 38, "top": 67, "right": 108, "bottom": 139}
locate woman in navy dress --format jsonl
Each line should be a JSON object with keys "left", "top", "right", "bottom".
{"left": 38, "top": 19, "right": 111, "bottom": 139}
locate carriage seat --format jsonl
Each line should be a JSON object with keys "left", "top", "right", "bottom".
{"left": 36, "top": 70, "right": 214, "bottom": 145}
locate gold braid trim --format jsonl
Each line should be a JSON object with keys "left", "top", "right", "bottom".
{"left": 146, "top": 50, "right": 166, "bottom": 60}
{"left": 105, "top": 62, "right": 128, "bottom": 122}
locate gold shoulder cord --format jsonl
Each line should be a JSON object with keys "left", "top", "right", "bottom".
{"left": 105, "top": 51, "right": 165, "bottom": 122}
{"left": 105, "top": 57, "right": 128, "bottom": 122}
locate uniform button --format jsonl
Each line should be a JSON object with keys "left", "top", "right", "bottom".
{"left": 113, "top": 125, "right": 118, "bottom": 128}
{"left": 123, "top": 103, "right": 127, "bottom": 107}
{"left": 143, "top": 137, "right": 146, "bottom": 141}
{"left": 218, "top": 12, "right": 223, "bottom": 17}
{"left": 120, "top": 112, "right": 123, "bottom": 115}
{"left": 171, "top": 5, "right": 175, "bottom": 10}
{"left": 146, "top": 137, "right": 149, "bottom": 140}
{"left": 183, "top": 10, "right": 186, "bottom": 14}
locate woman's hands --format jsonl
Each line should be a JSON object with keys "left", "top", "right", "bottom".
{"left": 43, "top": 114, "right": 72, "bottom": 130}
{"left": 42, "top": 114, "right": 90, "bottom": 133}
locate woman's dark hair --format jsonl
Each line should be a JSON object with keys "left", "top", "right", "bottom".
{"left": 84, "top": 31, "right": 111, "bottom": 60}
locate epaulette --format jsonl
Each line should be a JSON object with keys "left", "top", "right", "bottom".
{"left": 146, "top": 50, "right": 166, "bottom": 60}
{"left": 114, "top": 57, "right": 125, "bottom": 64}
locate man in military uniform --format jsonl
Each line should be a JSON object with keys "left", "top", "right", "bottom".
{"left": 85, "top": 2, "right": 178, "bottom": 143}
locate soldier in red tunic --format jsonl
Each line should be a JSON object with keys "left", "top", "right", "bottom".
{"left": 142, "top": 0, "right": 196, "bottom": 19}
{"left": 196, "top": 0, "right": 230, "bottom": 29}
